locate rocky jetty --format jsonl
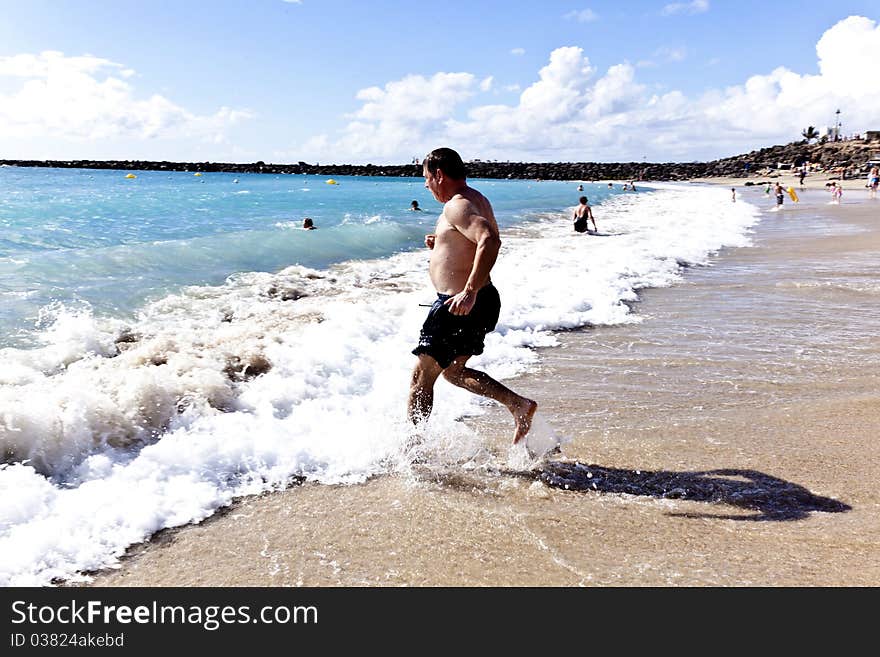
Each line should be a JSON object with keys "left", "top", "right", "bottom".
{"left": 2, "top": 138, "right": 878, "bottom": 181}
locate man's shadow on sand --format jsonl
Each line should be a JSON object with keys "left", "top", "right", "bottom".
{"left": 530, "top": 461, "right": 850, "bottom": 522}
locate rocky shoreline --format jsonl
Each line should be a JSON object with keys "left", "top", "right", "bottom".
{"left": 3, "top": 139, "right": 878, "bottom": 180}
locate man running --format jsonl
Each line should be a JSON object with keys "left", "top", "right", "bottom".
{"left": 409, "top": 147, "right": 537, "bottom": 444}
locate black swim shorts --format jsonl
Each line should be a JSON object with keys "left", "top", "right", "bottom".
{"left": 412, "top": 284, "right": 501, "bottom": 369}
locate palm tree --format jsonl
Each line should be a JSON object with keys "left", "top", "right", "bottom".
{"left": 802, "top": 126, "right": 819, "bottom": 143}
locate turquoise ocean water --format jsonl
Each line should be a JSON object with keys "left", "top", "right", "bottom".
{"left": 0, "top": 167, "right": 615, "bottom": 347}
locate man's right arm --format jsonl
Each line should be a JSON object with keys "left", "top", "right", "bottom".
{"left": 442, "top": 199, "right": 501, "bottom": 315}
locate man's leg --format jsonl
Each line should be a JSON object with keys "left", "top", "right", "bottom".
{"left": 442, "top": 355, "right": 537, "bottom": 443}
{"left": 408, "top": 354, "right": 444, "bottom": 425}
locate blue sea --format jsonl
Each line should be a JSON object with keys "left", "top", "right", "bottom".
{"left": 0, "top": 165, "right": 761, "bottom": 585}
{"left": 0, "top": 167, "right": 619, "bottom": 347}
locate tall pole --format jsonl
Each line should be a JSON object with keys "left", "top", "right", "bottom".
{"left": 835, "top": 109, "right": 841, "bottom": 141}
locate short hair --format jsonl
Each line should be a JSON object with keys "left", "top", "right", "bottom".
{"left": 579, "top": 196, "right": 588, "bottom": 204}
{"left": 423, "top": 147, "right": 467, "bottom": 180}
{"left": 302, "top": 217, "right": 313, "bottom": 228}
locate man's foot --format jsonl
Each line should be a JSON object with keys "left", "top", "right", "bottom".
{"left": 512, "top": 399, "right": 538, "bottom": 444}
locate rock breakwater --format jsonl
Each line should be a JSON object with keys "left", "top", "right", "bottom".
{"left": 3, "top": 139, "right": 878, "bottom": 180}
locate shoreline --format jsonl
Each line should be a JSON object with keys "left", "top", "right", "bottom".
{"left": 82, "top": 183, "right": 880, "bottom": 587}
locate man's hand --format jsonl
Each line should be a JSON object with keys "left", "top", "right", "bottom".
{"left": 444, "top": 288, "right": 476, "bottom": 316}
{"left": 425, "top": 234, "right": 436, "bottom": 249}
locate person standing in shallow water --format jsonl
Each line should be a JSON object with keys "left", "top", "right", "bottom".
{"left": 409, "top": 147, "right": 537, "bottom": 444}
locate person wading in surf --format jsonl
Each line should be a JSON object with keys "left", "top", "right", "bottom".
{"left": 573, "top": 195, "right": 597, "bottom": 233}
{"left": 408, "top": 147, "right": 537, "bottom": 444}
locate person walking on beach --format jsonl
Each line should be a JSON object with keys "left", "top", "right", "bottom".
{"left": 731, "top": 187, "right": 736, "bottom": 203}
{"left": 409, "top": 147, "right": 537, "bottom": 444}
{"left": 868, "top": 167, "right": 879, "bottom": 200}
{"left": 573, "top": 196, "right": 597, "bottom": 233}
{"left": 829, "top": 181, "right": 842, "bottom": 204}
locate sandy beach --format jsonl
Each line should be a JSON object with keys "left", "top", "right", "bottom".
{"left": 84, "top": 181, "right": 880, "bottom": 587}
{"left": 692, "top": 170, "right": 879, "bottom": 194}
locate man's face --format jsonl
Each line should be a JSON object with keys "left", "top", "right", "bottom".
{"left": 423, "top": 166, "right": 443, "bottom": 202}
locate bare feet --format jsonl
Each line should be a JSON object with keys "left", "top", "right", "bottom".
{"left": 512, "top": 398, "right": 538, "bottom": 444}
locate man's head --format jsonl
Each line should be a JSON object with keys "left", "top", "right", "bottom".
{"left": 579, "top": 196, "right": 588, "bottom": 204}
{"left": 423, "top": 148, "right": 466, "bottom": 180}
{"left": 422, "top": 148, "right": 468, "bottom": 203}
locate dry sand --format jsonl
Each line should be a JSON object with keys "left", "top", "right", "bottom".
{"left": 85, "top": 183, "right": 880, "bottom": 587}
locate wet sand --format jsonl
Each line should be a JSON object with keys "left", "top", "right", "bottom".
{"left": 87, "top": 185, "right": 880, "bottom": 587}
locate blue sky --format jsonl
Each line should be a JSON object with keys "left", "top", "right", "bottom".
{"left": 1, "top": 0, "right": 878, "bottom": 163}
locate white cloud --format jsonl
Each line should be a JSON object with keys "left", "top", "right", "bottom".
{"left": 564, "top": 9, "right": 598, "bottom": 23}
{"left": 510, "top": 48, "right": 526, "bottom": 56}
{"left": 0, "top": 51, "right": 252, "bottom": 144}
{"left": 300, "top": 71, "right": 476, "bottom": 162}
{"left": 662, "top": 0, "right": 709, "bottom": 16}
{"left": 300, "top": 15, "right": 880, "bottom": 163}
{"left": 480, "top": 76, "right": 494, "bottom": 91}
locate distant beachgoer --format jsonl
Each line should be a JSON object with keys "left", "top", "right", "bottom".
{"left": 630, "top": 181, "right": 637, "bottom": 192}
{"left": 765, "top": 182, "right": 771, "bottom": 195}
{"left": 731, "top": 187, "right": 736, "bottom": 203}
{"left": 622, "top": 183, "right": 630, "bottom": 191}
{"left": 798, "top": 169, "right": 806, "bottom": 187}
{"left": 572, "top": 196, "right": 597, "bottom": 233}
{"left": 608, "top": 182, "right": 614, "bottom": 189}
{"left": 409, "top": 147, "right": 536, "bottom": 445}
{"left": 410, "top": 200, "right": 423, "bottom": 211}
{"left": 577, "top": 184, "right": 584, "bottom": 192}
{"left": 774, "top": 182, "right": 785, "bottom": 208}
{"left": 829, "top": 182, "right": 842, "bottom": 204}
{"left": 868, "top": 167, "right": 879, "bottom": 200}
{"left": 302, "top": 217, "right": 316, "bottom": 229}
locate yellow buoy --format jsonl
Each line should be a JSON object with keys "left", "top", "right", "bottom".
{"left": 194, "top": 172, "right": 202, "bottom": 177}
{"left": 125, "top": 173, "right": 136, "bottom": 179}
{"left": 326, "top": 179, "right": 338, "bottom": 185}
